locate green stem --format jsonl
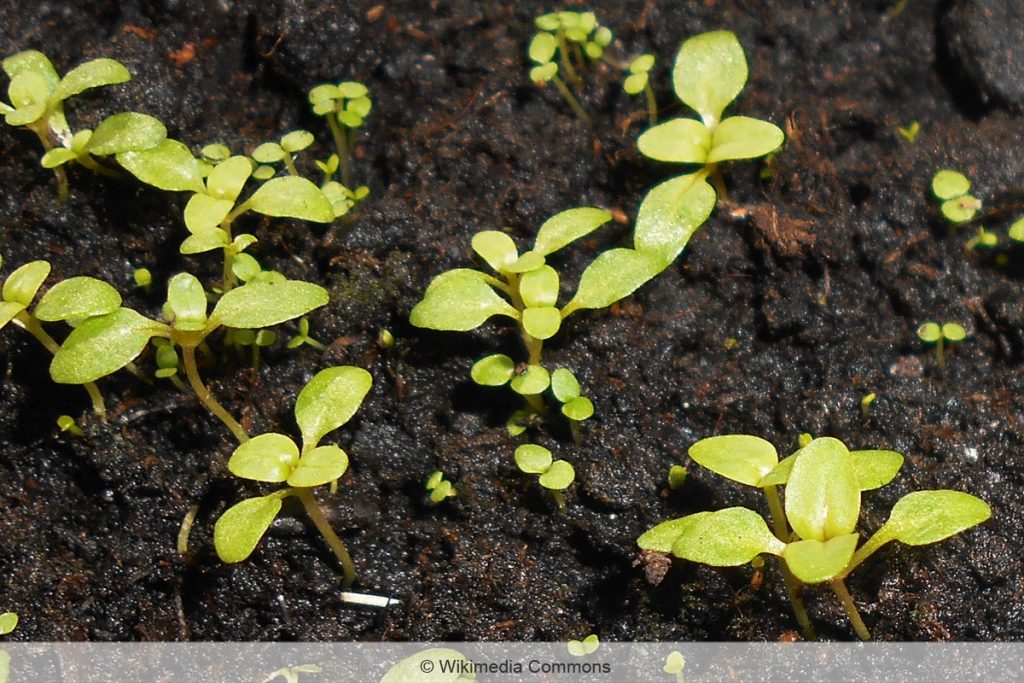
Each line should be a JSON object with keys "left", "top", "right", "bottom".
{"left": 326, "top": 113, "right": 351, "bottom": 187}
{"left": 550, "top": 75, "right": 592, "bottom": 125}
{"left": 829, "top": 578, "right": 871, "bottom": 640}
{"left": 936, "top": 337, "right": 946, "bottom": 372}
{"left": 31, "top": 126, "right": 69, "bottom": 203}
{"left": 295, "top": 487, "right": 356, "bottom": 588}
{"left": 763, "top": 486, "right": 816, "bottom": 640}
{"left": 839, "top": 531, "right": 889, "bottom": 579}
{"left": 556, "top": 32, "right": 583, "bottom": 90}
{"left": 180, "top": 344, "right": 248, "bottom": 443}
{"left": 644, "top": 82, "right": 658, "bottom": 126}
{"left": 282, "top": 153, "right": 299, "bottom": 177}
{"left": 218, "top": 202, "right": 250, "bottom": 292}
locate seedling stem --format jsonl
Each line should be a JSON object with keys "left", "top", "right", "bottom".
{"left": 550, "top": 75, "right": 591, "bottom": 125}
{"left": 829, "top": 578, "right": 870, "bottom": 641}
{"left": 181, "top": 345, "right": 249, "bottom": 443}
{"left": 295, "top": 487, "right": 356, "bottom": 588}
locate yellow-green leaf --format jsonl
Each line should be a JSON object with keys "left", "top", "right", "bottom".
{"left": 410, "top": 270, "right": 518, "bottom": 331}
{"left": 785, "top": 437, "right": 860, "bottom": 541}
{"left": 673, "top": 30, "right": 748, "bottom": 126}
{"left": 57, "top": 58, "right": 130, "bottom": 99}
{"left": 637, "top": 118, "right": 711, "bottom": 164}
{"left": 533, "top": 207, "right": 612, "bottom": 256}
{"left": 227, "top": 433, "right": 300, "bottom": 483}
{"left": 688, "top": 434, "right": 778, "bottom": 487}
{"left": 782, "top": 534, "right": 859, "bottom": 584}
{"left": 634, "top": 172, "right": 717, "bottom": 266}
{"left": 214, "top": 495, "right": 283, "bottom": 563}
{"left": 707, "top": 115, "right": 784, "bottom": 163}
{"left": 294, "top": 366, "right": 372, "bottom": 448}
{"left": 34, "top": 276, "right": 121, "bottom": 322}
{"left": 50, "top": 308, "right": 165, "bottom": 384}
{"left": 248, "top": 176, "right": 334, "bottom": 222}
{"left": 211, "top": 280, "right": 328, "bottom": 330}
{"left": 288, "top": 444, "right": 349, "bottom": 487}
{"left": 2, "top": 260, "right": 50, "bottom": 307}
{"left": 670, "top": 507, "right": 785, "bottom": 565}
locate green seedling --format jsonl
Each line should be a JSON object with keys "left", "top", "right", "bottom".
{"left": 214, "top": 366, "right": 371, "bottom": 588}
{"left": 1009, "top": 217, "right": 1024, "bottom": 243}
{"left": 251, "top": 130, "right": 315, "bottom": 178}
{"left": 667, "top": 464, "right": 687, "bottom": 490}
{"left": 917, "top": 321, "right": 966, "bottom": 371}
{"left": 566, "top": 633, "right": 599, "bottom": 656}
{"left": 896, "top": 121, "right": 920, "bottom": 143}
{"left": 50, "top": 273, "right": 329, "bottom": 443}
{"left": 623, "top": 53, "right": 657, "bottom": 125}
{"left": 860, "top": 392, "right": 876, "bottom": 420}
{"left": 411, "top": 207, "right": 664, "bottom": 430}
{"left": 309, "top": 81, "right": 372, "bottom": 188}
{"left": 931, "top": 169, "right": 981, "bottom": 225}
{"left": 634, "top": 31, "right": 784, "bottom": 269}
{"left": 425, "top": 470, "right": 457, "bottom": 503}
{"left": 638, "top": 435, "right": 990, "bottom": 640}
{"left": 286, "top": 317, "right": 327, "bottom": 351}
{"left": 262, "top": 664, "right": 322, "bottom": 683}
{"left": 133, "top": 267, "right": 153, "bottom": 292}
{"left": 377, "top": 328, "right": 395, "bottom": 349}
{"left": 965, "top": 225, "right": 998, "bottom": 251}
{"left": 1, "top": 51, "right": 167, "bottom": 202}
{"left": 0, "top": 612, "right": 16, "bottom": 636}
{"left": 663, "top": 651, "right": 685, "bottom": 682}
{"left": 528, "top": 11, "right": 613, "bottom": 124}
{"left": 1, "top": 259, "right": 120, "bottom": 416}
{"left": 56, "top": 414, "right": 84, "bottom": 437}
{"left": 514, "top": 443, "right": 575, "bottom": 508}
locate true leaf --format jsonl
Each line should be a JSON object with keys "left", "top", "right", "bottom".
{"left": 707, "top": 115, "right": 784, "bottom": 163}
{"left": 785, "top": 437, "right": 860, "bottom": 541}
{"left": 782, "top": 534, "right": 859, "bottom": 584}
{"left": 670, "top": 507, "right": 785, "bottom": 565}
{"left": 471, "top": 231, "right": 518, "bottom": 272}
{"left": 33, "top": 276, "right": 121, "bottom": 322}
{"left": 211, "top": 280, "right": 328, "bottom": 330}
{"left": 50, "top": 308, "right": 165, "bottom": 384}
{"left": 206, "top": 155, "right": 253, "bottom": 202}
{"left": 637, "top": 118, "right": 711, "bottom": 164}
{"left": 850, "top": 450, "right": 904, "bottom": 491}
{"left": 179, "top": 228, "right": 229, "bottom": 254}
{"left": 84, "top": 112, "right": 165, "bottom": 155}
{"left": 519, "top": 265, "right": 560, "bottom": 307}
{"left": 533, "top": 207, "right": 612, "bottom": 256}
{"left": 563, "top": 248, "right": 662, "bottom": 314}
{"left": 522, "top": 306, "right": 561, "bottom": 339}
{"left": 688, "top": 434, "right": 778, "bottom": 487}
{"left": 117, "top": 139, "right": 205, "bottom": 193}
{"left": 0, "top": 300, "right": 24, "bottom": 331}
{"left": 184, "top": 194, "right": 234, "bottom": 234}
{"left": 166, "top": 273, "right": 208, "bottom": 331}
{"left": 876, "top": 490, "right": 991, "bottom": 546}
{"left": 248, "top": 176, "right": 334, "bottom": 222}
{"left": 57, "top": 58, "right": 130, "bottom": 99}
{"left": 2, "top": 260, "right": 50, "bottom": 306}
{"left": 539, "top": 459, "right": 575, "bottom": 490}
{"left": 227, "top": 433, "right": 300, "bottom": 483}
{"left": 673, "top": 30, "right": 748, "bottom": 127}
{"left": 3, "top": 51, "right": 59, "bottom": 90}
{"left": 505, "top": 250, "right": 546, "bottom": 273}
{"left": 634, "top": 173, "right": 717, "bottom": 266}
{"left": 214, "top": 494, "right": 283, "bottom": 563}
{"left": 40, "top": 148, "right": 76, "bottom": 167}
{"left": 515, "top": 444, "right": 553, "bottom": 474}
{"left": 638, "top": 516, "right": 700, "bottom": 553}
{"left": 757, "top": 453, "right": 795, "bottom": 487}
{"left": 410, "top": 270, "right": 518, "bottom": 331}
{"left": 288, "top": 444, "right": 349, "bottom": 487}
{"left": 294, "top": 366, "right": 372, "bottom": 448}
{"left": 470, "top": 353, "right": 515, "bottom": 386}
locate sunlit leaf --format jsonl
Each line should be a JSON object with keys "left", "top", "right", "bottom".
{"left": 294, "top": 366, "right": 372, "bottom": 448}
{"left": 213, "top": 495, "right": 283, "bottom": 563}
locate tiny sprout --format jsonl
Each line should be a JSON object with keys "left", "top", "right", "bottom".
{"left": 309, "top": 81, "right": 372, "bottom": 187}
{"left": 133, "top": 267, "right": 153, "bottom": 291}
{"left": 514, "top": 443, "right": 575, "bottom": 508}
{"left": 377, "top": 328, "right": 395, "bottom": 349}
{"left": 667, "top": 464, "right": 687, "bottom": 490}
{"left": 0, "top": 612, "right": 17, "bottom": 635}
{"left": 797, "top": 432, "right": 813, "bottom": 448}
{"left": 528, "top": 11, "right": 613, "bottom": 124}
{"left": 1009, "top": 216, "right": 1024, "bottom": 243}
{"left": 663, "top": 650, "right": 685, "bottom": 682}
{"left": 896, "top": 120, "right": 920, "bottom": 143}
{"left": 964, "top": 225, "right": 998, "bottom": 251}
{"left": 566, "top": 633, "right": 599, "bottom": 656}
{"left": 860, "top": 392, "right": 877, "bottom": 419}
{"left": 286, "top": 317, "right": 327, "bottom": 351}
{"left": 931, "top": 169, "right": 981, "bottom": 224}
{"left": 56, "top": 414, "right": 84, "bottom": 437}
{"left": 917, "top": 321, "right": 966, "bottom": 370}
{"left": 624, "top": 54, "right": 657, "bottom": 125}
{"left": 425, "top": 470, "right": 457, "bottom": 503}
{"left": 639, "top": 434, "right": 990, "bottom": 640}
{"left": 251, "top": 130, "right": 315, "bottom": 178}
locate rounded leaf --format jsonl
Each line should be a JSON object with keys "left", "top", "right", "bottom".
{"left": 0, "top": 301, "right": 25, "bottom": 331}
{"left": 630, "top": 54, "right": 656, "bottom": 73}
{"left": 251, "top": 142, "right": 285, "bottom": 163}
{"left": 211, "top": 280, "right": 328, "bottom": 330}
{"left": 550, "top": 367, "right": 581, "bottom": 402}
{"left": 785, "top": 437, "right": 860, "bottom": 541}
{"left": 214, "top": 495, "right": 283, "bottom": 563}
{"left": 850, "top": 450, "right": 904, "bottom": 491}
{"left": 51, "top": 308, "right": 164, "bottom": 384}
{"left": 638, "top": 516, "right": 698, "bottom": 553}
{"left": 634, "top": 172, "right": 717, "bottom": 266}
{"left": 510, "top": 364, "right": 550, "bottom": 395}
{"left": 942, "top": 323, "right": 967, "bottom": 341}
{"left": 3, "top": 50, "right": 59, "bottom": 90}
{"left": 689, "top": 434, "right": 779, "bottom": 487}
{"left": 206, "top": 155, "right": 253, "bottom": 201}
{"left": 515, "top": 444, "right": 553, "bottom": 474}
{"left": 707, "top": 115, "right": 785, "bottom": 163}
{"left": 756, "top": 453, "right": 796, "bottom": 487}
{"left": 471, "top": 231, "right": 518, "bottom": 272}
{"left": 281, "top": 130, "right": 314, "bottom": 153}
{"left": 564, "top": 248, "right": 662, "bottom": 314}
{"left": 470, "top": 353, "right": 515, "bottom": 386}
{"left": 561, "top": 396, "right": 594, "bottom": 421}
{"left": 180, "top": 228, "right": 229, "bottom": 254}
{"left": 288, "top": 444, "right": 349, "bottom": 488}
{"left": 529, "top": 32, "right": 558, "bottom": 63}
{"left": 34, "top": 276, "right": 121, "bottom": 322}
{"left": 519, "top": 265, "right": 560, "bottom": 307}
{"left": 57, "top": 58, "right": 129, "bottom": 98}
{"left": 940, "top": 195, "right": 980, "bottom": 223}
{"left": 227, "top": 433, "right": 300, "bottom": 482}
{"left": 917, "top": 322, "right": 941, "bottom": 343}
{"left": 782, "top": 534, "right": 859, "bottom": 584}
{"left": 522, "top": 306, "right": 562, "bottom": 339}
{"left": 505, "top": 250, "right": 546, "bottom": 273}
{"left": 637, "top": 118, "right": 711, "bottom": 164}
{"left": 410, "top": 270, "right": 518, "bottom": 331}
{"left": 3, "top": 260, "right": 50, "bottom": 307}
{"left": 671, "top": 507, "right": 785, "bottom": 565}
{"left": 40, "top": 147, "right": 77, "bottom": 168}
{"left": 84, "top": 113, "right": 166, "bottom": 155}
{"left": 248, "top": 176, "right": 335, "bottom": 222}
{"left": 1009, "top": 217, "right": 1024, "bottom": 242}
{"left": 931, "top": 169, "right": 970, "bottom": 200}
{"left": 0, "top": 612, "right": 18, "bottom": 635}
{"left": 623, "top": 72, "right": 648, "bottom": 95}
{"left": 533, "top": 207, "right": 612, "bottom": 256}
{"left": 117, "top": 139, "right": 205, "bottom": 193}
{"left": 294, "top": 366, "right": 372, "bottom": 448}
{"left": 539, "top": 459, "right": 575, "bottom": 490}
{"left": 337, "top": 81, "right": 369, "bottom": 99}
{"left": 166, "top": 273, "right": 208, "bottom": 331}
{"left": 673, "top": 30, "right": 748, "bottom": 126}
{"left": 530, "top": 63, "right": 558, "bottom": 83}
{"left": 184, "top": 194, "right": 234, "bottom": 234}
{"left": 880, "top": 490, "right": 991, "bottom": 546}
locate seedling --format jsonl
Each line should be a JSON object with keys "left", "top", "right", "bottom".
{"left": 917, "top": 321, "right": 966, "bottom": 371}
{"left": 0, "top": 612, "right": 16, "bottom": 635}
{"left": 514, "top": 443, "right": 575, "bottom": 508}
{"left": 638, "top": 435, "right": 990, "bottom": 640}
{"left": 425, "top": 470, "right": 457, "bottom": 503}
{"left": 286, "top": 317, "right": 327, "bottom": 351}
{"left": 634, "top": 31, "right": 784, "bottom": 268}
{"left": 251, "top": 130, "right": 315, "bottom": 178}
{"left": 623, "top": 54, "right": 657, "bottom": 125}
{"left": 667, "top": 464, "right": 687, "bottom": 490}
{"left": 309, "top": 81, "right": 372, "bottom": 187}
{"left": 411, "top": 207, "right": 665, "bottom": 429}
{"left": 528, "top": 11, "right": 613, "bottom": 124}
{"left": 663, "top": 651, "right": 685, "bottom": 682}
{"left": 214, "top": 366, "right": 371, "bottom": 588}
{"left": 964, "top": 225, "right": 998, "bottom": 251}
{"left": 133, "top": 267, "right": 153, "bottom": 292}
{"left": 56, "top": 414, "right": 83, "bottom": 437}
{"left": 1, "top": 51, "right": 168, "bottom": 202}
{"left": 931, "top": 169, "right": 981, "bottom": 225}
{"left": 50, "top": 273, "right": 329, "bottom": 443}
{"left": 896, "top": 121, "right": 920, "bottom": 143}
{"left": 566, "top": 633, "right": 599, "bottom": 656}
{"left": 860, "top": 392, "right": 876, "bottom": 420}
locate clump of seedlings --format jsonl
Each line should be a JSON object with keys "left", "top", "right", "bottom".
{"left": 1, "top": 50, "right": 167, "bottom": 202}
{"left": 425, "top": 470, "right": 457, "bottom": 503}
{"left": 638, "top": 435, "right": 990, "bottom": 640}
{"left": 514, "top": 443, "right": 575, "bottom": 508}
{"left": 309, "top": 80, "right": 372, "bottom": 189}
{"left": 528, "top": 11, "right": 613, "bottom": 124}
{"left": 214, "top": 366, "right": 371, "bottom": 588}
{"left": 917, "top": 321, "right": 967, "bottom": 371}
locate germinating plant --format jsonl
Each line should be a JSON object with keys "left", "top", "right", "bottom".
{"left": 214, "top": 366, "right": 371, "bottom": 588}
{"left": 425, "top": 470, "right": 457, "bottom": 503}
{"left": 1, "top": 51, "right": 166, "bottom": 202}
{"left": 514, "top": 443, "right": 575, "bottom": 508}
{"left": 917, "top": 321, "right": 966, "bottom": 371}
{"left": 931, "top": 169, "right": 981, "bottom": 225}
{"left": 309, "top": 81, "right": 372, "bottom": 188}
{"left": 528, "top": 11, "right": 613, "bottom": 124}
{"left": 623, "top": 53, "right": 657, "bottom": 126}
{"left": 638, "top": 435, "right": 990, "bottom": 640}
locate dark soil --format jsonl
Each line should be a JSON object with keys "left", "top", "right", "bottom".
{"left": 1, "top": 0, "right": 1022, "bottom": 642}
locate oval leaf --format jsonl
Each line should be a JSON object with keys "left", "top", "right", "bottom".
{"left": 206, "top": 155, "right": 253, "bottom": 201}
{"left": 851, "top": 450, "right": 904, "bottom": 491}
{"left": 519, "top": 265, "right": 560, "bottom": 307}
{"left": 213, "top": 495, "right": 283, "bottom": 563}
{"left": 410, "top": 270, "right": 518, "bottom": 331}
{"left": 34, "top": 276, "right": 121, "bottom": 322}
{"left": 638, "top": 516, "right": 700, "bottom": 553}
{"left": 57, "top": 58, "right": 129, "bottom": 99}
{"left": 510, "top": 364, "right": 550, "bottom": 395}
{"left": 637, "top": 118, "right": 711, "bottom": 164}
{"left": 50, "top": 308, "right": 164, "bottom": 384}
{"left": 471, "top": 231, "right": 519, "bottom": 273}
{"left": 117, "top": 139, "right": 204, "bottom": 193}
{"left": 295, "top": 366, "right": 372, "bottom": 448}
{"left": 514, "top": 444, "right": 553, "bottom": 474}
{"left": 539, "top": 459, "right": 575, "bottom": 490}
{"left": 707, "top": 115, "right": 784, "bottom": 163}
{"left": 0, "top": 301, "right": 24, "bottom": 331}
{"left": 522, "top": 306, "right": 561, "bottom": 339}
{"left": 85, "top": 112, "right": 166, "bottom": 155}
{"left": 673, "top": 30, "right": 748, "bottom": 126}
{"left": 211, "top": 280, "right": 328, "bottom": 330}
{"left": 671, "top": 507, "right": 785, "bottom": 565}
{"left": 785, "top": 437, "right": 860, "bottom": 541}
{"left": 879, "top": 490, "right": 991, "bottom": 547}
{"left": 689, "top": 434, "right": 778, "bottom": 487}
{"left": 287, "top": 444, "right": 349, "bottom": 488}
{"left": 550, "top": 367, "right": 581, "bottom": 402}
{"left": 564, "top": 248, "right": 662, "bottom": 314}
{"left": 634, "top": 173, "right": 717, "bottom": 266}
{"left": 248, "top": 176, "right": 334, "bottom": 222}
{"left": 782, "top": 534, "right": 859, "bottom": 584}
{"left": 533, "top": 207, "right": 612, "bottom": 256}
{"left": 184, "top": 194, "right": 234, "bottom": 234}
{"left": 470, "top": 353, "right": 515, "bottom": 386}
{"left": 228, "top": 433, "right": 299, "bottom": 483}
{"left": 561, "top": 396, "right": 594, "bottom": 421}
{"left": 756, "top": 453, "right": 796, "bottom": 487}
{"left": 932, "top": 169, "right": 970, "bottom": 200}
{"left": 3, "top": 260, "right": 50, "bottom": 306}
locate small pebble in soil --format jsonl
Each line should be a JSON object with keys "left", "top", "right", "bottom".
{"left": 963, "top": 446, "right": 979, "bottom": 463}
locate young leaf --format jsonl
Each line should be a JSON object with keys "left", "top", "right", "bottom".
{"left": 532, "top": 207, "right": 612, "bottom": 256}
{"left": 782, "top": 533, "right": 859, "bottom": 584}
{"left": 50, "top": 308, "right": 166, "bottom": 384}
{"left": 634, "top": 173, "right": 717, "bottom": 266}
{"left": 2, "top": 260, "right": 50, "bottom": 306}
{"left": 251, "top": 142, "right": 285, "bottom": 163}
{"left": 785, "top": 437, "right": 860, "bottom": 541}
{"left": 166, "top": 272, "right": 208, "bottom": 331}
{"left": 184, "top": 194, "right": 234, "bottom": 234}
{"left": 673, "top": 30, "right": 748, "bottom": 127}
{"left": 875, "top": 490, "right": 991, "bottom": 547}
{"left": 637, "top": 118, "right": 711, "bottom": 164}
{"left": 281, "top": 130, "right": 314, "bottom": 153}
{"left": 688, "top": 434, "right": 778, "bottom": 487}
{"left": 539, "top": 459, "right": 575, "bottom": 490}
{"left": 206, "top": 155, "right": 253, "bottom": 201}
{"left": 211, "top": 280, "right": 328, "bottom": 330}
{"left": 0, "top": 301, "right": 24, "bottom": 331}
{"left": 850, "top": 450, "right": 904, "bottom": 491}
{"left": 470, "top": 353, "right": 515, "bottom": 386}
{"left": 84, "top": 113, "right": 166, "bottom": 155}
{"left": 288, "top": 445, "right": 349, "bottom": 487}
{"left": 707, "top": 116, "right": 784, "bottom": 163}
{"left": 294, "top": 366, "right": 372, "bottom": 448}
{"left": 227, "top": 433, "right": 300, "bottom": 483}
{"left": 519, "top": 265, "right": 560, "bottom": 307}
{"left": 670, "top": 507, "right": 785, "bottom": 565}
{"left": 931, "top": 170, "right": 970, "bottom": 200}
{"left": 522, "top": 306, "right": 561, "bottom": 339}
{"left": 638, "top": 516, "right": 700, "bottom": 553}
{"left": 509, "top": 364, "right": 550, "bottom": 395}
{"left": 33, "top": 276, "right": 121, "bottom": 322}
{"left": 41, "top": 148, "right": 77, "bottom": 168}
{"left": 917, "top": 322, "right": 941, "bottom": 342}
{"left": 561, "top": 396, "right": 594, "bottom": 421}
{"left": 471, "top": 231, "right": 519, "bottom": 272}
{"left": 563, "top": 248, "right": 662, "bottom": 314}
{"left": 550, "top": 368, "right": 581, "bottom": 402}
{"left": 515, "top": 444, "right": 553, "bottom": 474}
{"left": 248, "top": 176, "right": 334, "bottom": 222}
{"left": 529, "top": 32, "right": 558, "bottom": 63}
{"left": 180, "top": 228, "right": 229, "bottom": 254}
{"left": 410, "top": 270, "right": 518, "bottom": 331}
{"left": 942, "top": 323, "right": 967, "bottom": 341}
{"left": 3, "top": 50, "right": 59, "bottom": 89}
{"left": 214, "top": 494, "right": 284, "bottom": 563}
{"left": 117, "top": 139, "right": 205, "bottom": 193}
{"left": 756, "top": 453, "right": 795, "bottom": 487}
{"left": 505, "top": 251, "right": 546, "bottom": 273}
{"left": 57, "top": 58, "right": 130, "bottom": 99}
